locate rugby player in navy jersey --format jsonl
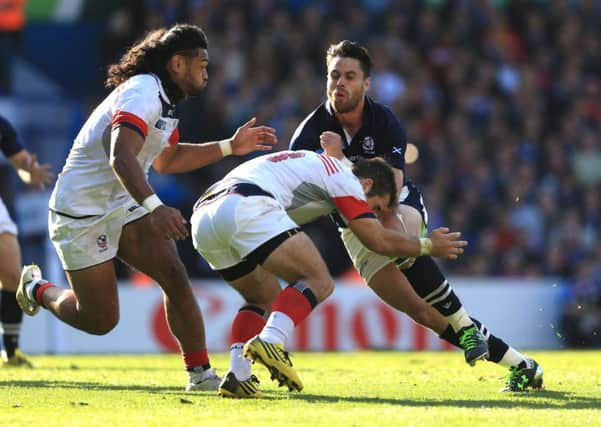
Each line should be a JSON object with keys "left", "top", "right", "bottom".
{"left": 0, "top": 115, "right": 53, "bottom": 368}
{"left": 289, "top": 40, "right": 543, "bottom": 392}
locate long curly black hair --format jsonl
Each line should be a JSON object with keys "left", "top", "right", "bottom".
{"left": 105, "top": 24, "right": 208, "bottom": 102}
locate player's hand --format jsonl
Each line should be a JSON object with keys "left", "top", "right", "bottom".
{"left": 149, "top": 205, "right": 189, "bottom": 241}
{"left": 320, "top": 131, "right": 344, "bottom": 159}
{"left": 19, "top": 154, "right": 54, "bottom": 190}
{"left": 230, "top": 117, "right": 277, "bottom": 155}
{"left": 428, "top": 227, "right": 468, "bottom": 259}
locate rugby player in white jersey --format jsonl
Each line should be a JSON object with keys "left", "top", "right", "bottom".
{"left": 190, "top": 150, "right": 467, "bottom": 397}
{"left": 15, "top": 24, "right": 277, "bottom": 391}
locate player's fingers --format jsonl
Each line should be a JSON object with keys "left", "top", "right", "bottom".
{"left": 240, "top": 117, "right": 257, "bottom": 128}
{"left": 444, "top": 231, "right": 461, "bottom": 239}
{"left": 175, "top": 221, "right": 189, "bottom": 238}
{"left": 257, "top": 126, "right": 276, "bottom": 134}
{"left": 260, "top": 133, "right": 277, "bottom": 144}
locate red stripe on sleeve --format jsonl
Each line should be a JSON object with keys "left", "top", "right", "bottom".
{"left": 318, "top": 154, "right": 334, "bottom": 175}
{"left": 323, "top": 155, "right": 339, "bottom": 173}
{"left": 328, "top": 156, "right": 340, "bottom": 173}
{"left": 168, "top": 127, "right": 179, "bottom": 146}
{"left": 112, "top": 111, "right": 148, "bottom": 137}
{"left": 332, "top": 196, "right": 374, "bottom": 221}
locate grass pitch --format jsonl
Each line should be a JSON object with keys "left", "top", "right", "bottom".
{"left": 1, "top": 351, "right": 600, "bottom": 426}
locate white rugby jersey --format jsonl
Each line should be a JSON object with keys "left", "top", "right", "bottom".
{"left": 208, "top": 150, "right": 375, "bottom": 225}
{"left": 49, "top": 74, "right": 179, "bottom": 216}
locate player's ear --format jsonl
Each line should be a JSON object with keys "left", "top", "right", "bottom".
{"left": 363, "top": 77, "right": 370, "bottom": 93}
{"left": 167, "top": 54, "right": 183, "bottom": 73}
{"left": 359, "top": 177, "right": 374, "bottom": 194}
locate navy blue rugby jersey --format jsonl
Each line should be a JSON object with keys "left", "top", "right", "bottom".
{"left": 289, "top": 96, "right": 407, "bottom": 172}
{"left": 0, "top": 115, "right": 23, "bottom": 158}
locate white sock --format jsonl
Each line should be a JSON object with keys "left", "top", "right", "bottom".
{"left": 25, "top": 278, "right": 48, "bottom": 303}
{"left": 498, "top": 347, "right": 527, "bottom": 368}
{"left": 259, "top": 311, "right": 295, "bottom": 345}
{"left": 187, "top": 366, "right": 213, "bottom": 384}
{"left": 230, "top": 343, "right": 251, "bottom": 380}
{"left": 446, "top": 307, "right": 473, "bottom": 332}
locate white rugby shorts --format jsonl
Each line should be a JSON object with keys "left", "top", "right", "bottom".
{"left": 0, "top": 197, "right": 18, "bottom": 235}
{"left": 191, "top": 193, "right": 298, "bottom": 270}
{"left": 340, "top": 226, "right": 399, "bottom": 284}
{"left": 339, "top": 186, "right": 427, "bottom": 284}
{"left": 49, "top": 198, "right": 147, "bottom": 270}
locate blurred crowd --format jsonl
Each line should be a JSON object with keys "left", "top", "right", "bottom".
{"left": 5, "top": 1, "right": 601, "bottom": 343}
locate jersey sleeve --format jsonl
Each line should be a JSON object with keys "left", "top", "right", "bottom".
{"left": 289, "top": 114, "right": 321, "bottom": 152}
{"left": 380, "top": 113, "right": 407, "bottom": 171}
{"left": 0, "top": 116, "right": 24, "bottom": 157}
{"left": 111, "top": 77, "right": 161, "bottom": 140}
{"left": 320, "top": 157, "right": 376, "bottom": 222}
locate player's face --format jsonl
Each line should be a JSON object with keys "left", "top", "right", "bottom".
{"left": 327, "top": 56, "right": 369, "bottom": 114}
{"left": 360, "top": 178, "right": 393, "bottom": 216}
{"left": 366, "top": 194, "right": 393, "bottom": 217}
{"left": 172, "top": 49, "right": 209, "bottom": 96}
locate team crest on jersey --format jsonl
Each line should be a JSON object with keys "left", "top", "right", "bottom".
{"left": 362, "top": 136, "right": 375, "bottom": 154}
{"left": 155, "top": 119, "right": 167, "bottom": 130}
{"left": 97, "top": 234, "right": 108, "bottom": 252}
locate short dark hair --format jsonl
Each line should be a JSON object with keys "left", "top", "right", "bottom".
{"left": 105, "top": 23, "right": 208, "bottom": 100}
{"left": 352, "top": 158, "right": 397, "bottom": 208}
{"left": 326, "top": 40, "right": 372, "bottom": 77}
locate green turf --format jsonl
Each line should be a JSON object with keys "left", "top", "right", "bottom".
{"left": 1, "top": 351, "right": 600, "bottom": 426}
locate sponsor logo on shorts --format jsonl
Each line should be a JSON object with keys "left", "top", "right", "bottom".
{"left": 97, "top": 234, "right": 108, "bottom": 252}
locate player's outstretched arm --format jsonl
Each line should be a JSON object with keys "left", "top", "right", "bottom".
{"left": 9, "top": 149, "right": 54, "bottom": 190}
{"left": 349, "top": 217, "right": 467, "bottom": 259}
{"left": 153, "top": 117, "right": 277, "bottom": 174}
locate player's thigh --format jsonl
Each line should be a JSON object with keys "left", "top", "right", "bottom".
{"left": 0, "top": 232, "right": 21, "bottom": 290}
{"left": 228, "top": 266, "right": 282, "bottom": 310}
{"left": 262, "top": 231, "right": 333, "bottom": 300}
{"left": 369, "top": 262, "right": 432, "bottom": 315}
{"left": 398, "top": 180, "right": 428, "bottom": 237}
{"left": 117, "top": 214, "right": 187, "bottom": 285}
{"left": 65, "top": 260, "right": 119, "bottom": 316}
{"left": 49, "top": 206, "right": 127, "bottom": 271}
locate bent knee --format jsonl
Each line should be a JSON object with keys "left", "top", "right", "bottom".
{"left": 86, "top": 314, "right": 119, "bottom": 335}
{"left": 308, "top": 276, "right": 334, "bottom": 303}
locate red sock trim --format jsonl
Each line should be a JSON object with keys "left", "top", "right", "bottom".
{"left": 183, "top": 349, "right": 209, "bottom": 370}
{"left": 35, "top": 283, "right": 54, "bottom": 306}
{"left": 272, "top": 287, "right": 313, "bottom": 326}
{"left": 230, "top": 310, "right": 266, "bottom": 344}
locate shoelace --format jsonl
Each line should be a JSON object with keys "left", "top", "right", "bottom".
{"left": 459, "top": 327, "right": 479, "bottom": 351}
{"left": 504, "top": 367, "right": 528, "bottom": 391}
{"left": 278, "top": 348, "right": 293, "bottom": 367}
